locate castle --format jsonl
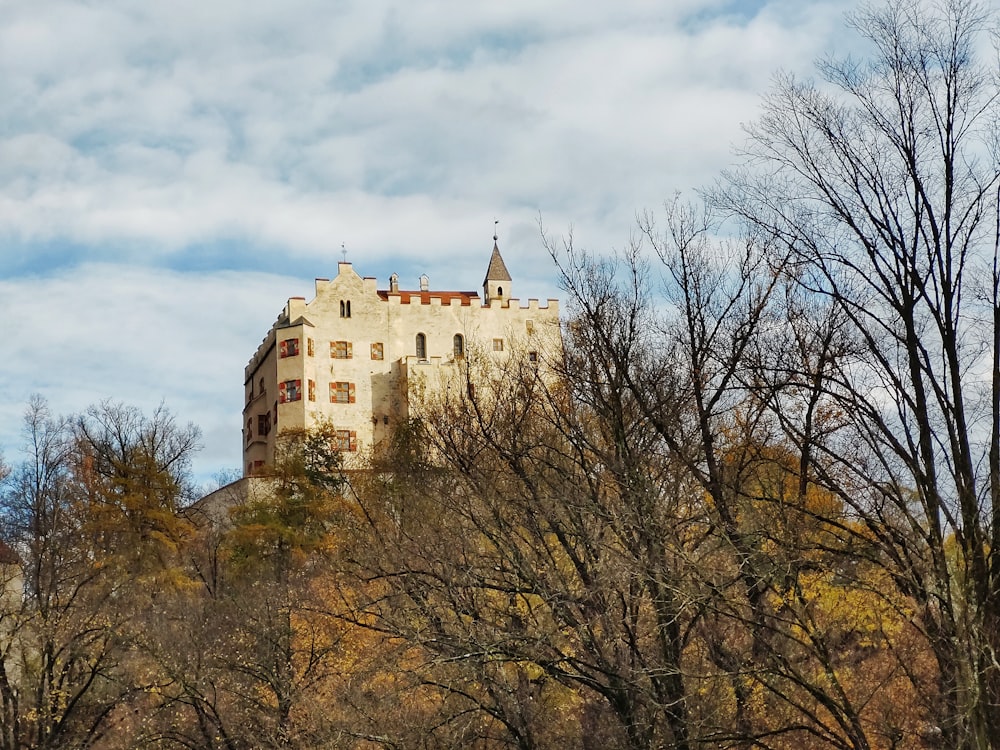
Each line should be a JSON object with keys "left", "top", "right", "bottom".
{"left": 242, "top": 241, "right": 560, "bottom": 474}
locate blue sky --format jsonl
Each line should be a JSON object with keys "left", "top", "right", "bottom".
{"left": 0, "top": 0, "right": 856, "bottom": 488}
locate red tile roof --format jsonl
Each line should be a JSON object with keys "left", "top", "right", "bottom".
{"left": 377, "top": 290, "right": 480, "bottom": 305}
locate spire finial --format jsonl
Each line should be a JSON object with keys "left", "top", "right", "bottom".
{"left": 341, "top": 242, "right": 348, "bottom": 262}
{"left": 493, "top": 218, "right": 499, "bottom": 245}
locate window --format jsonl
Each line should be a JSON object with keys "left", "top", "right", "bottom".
{"left": 257, "top": 413, "right": 270, "bottom": 436}
{"left": 526, "top": 319, "right": 535, "bottom": 334}
{"left": 528, "top": 351, "right": 539, "bottom": 364}
{"left": 279, "top": 338, "right": 300, "bottom": 358}
{"left": 307, "top": 338, "right": 315, "bottom": 357}
{"left": 259, "top": 377, "right": 265, "bottom": 395}
{"left": 273, "top": 401, "right": 278, "bottom": 426}
{"left": 279, "top": 379, "right": 301, "bottom": 403}
{"left": 493, "top": 338, "right": 504, "bottom": 352}
{"left": 416, "top": 333, "right": 427, "bottom": 359}
{"left": 335, "top": 430, "right": 357, "bottom": 452}
{"left": 371, "top": 342, "right": 384, "bottom": 360}
{"left": 331, "top": 340, "right": 353, "bottom": 359}
{"left": 453, "top": 334, "right": 464, "bottom": 357}
{"left": 497, "top": 285, "right": 503, "bottom": 297}
{"left": 331, "top": 381, "right": 355, "bottom": 404}
{"left": 340, "top": 300, "right": 352, "bottom": 318}
{"left": 308, "top": 379, "right": 316, "bottom": 402}
{"left": 245, "top": 418, "right": 252, "bottom": 445}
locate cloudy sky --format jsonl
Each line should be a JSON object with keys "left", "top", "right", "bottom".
{"left": 0, "top": 0, "right": 858, "bottom": 487}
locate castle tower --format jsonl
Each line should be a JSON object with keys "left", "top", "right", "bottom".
{"left": 483, "top": 241, "right": 512, "bottom": 306}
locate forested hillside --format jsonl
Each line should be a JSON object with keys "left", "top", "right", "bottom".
{"left": 3, "top": 0, "right": 1000, "bottom": 747}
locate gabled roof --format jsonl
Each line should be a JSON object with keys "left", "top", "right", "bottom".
{"left": 483, "top": 243, "right": 512, "bottom": 284}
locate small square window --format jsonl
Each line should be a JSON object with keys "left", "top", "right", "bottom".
{"left": 371, "top": 342, "right": 384, "bottom": 360}
{"left": 279, "top": 338, "right": 300, "bottom": 358}
{"left": 528, "top": 351, "right": 538, "bottom": 364}
{"left": 492, "top": 338, "right": 504, "bottom": 352}
{"left": 331, "top": 381, "right": 355, "bottom": 404}
{"left": 331, "top": 341, "right": 352, "bottom": 359}
{"left": 334, "top": 429, "right": 357, "bottom": 452}
{"left": 279, "top": 379, "right": 302, "bottom": 403}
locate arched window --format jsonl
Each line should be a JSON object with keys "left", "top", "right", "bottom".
{"left": 416, "top": 333, "right": 427, "bottom": 359}
{"left": 497, "top": 286, "right": 503, "bottom": 297}
{"left": 453, "top": 334, "right": 464, "bottom": 357}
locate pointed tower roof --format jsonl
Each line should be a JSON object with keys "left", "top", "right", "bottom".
{"left": 483, "top": 242, "right": 512, "bottom": 285}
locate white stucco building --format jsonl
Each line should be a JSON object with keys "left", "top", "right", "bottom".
{"left": 242, "top": 243, "right": 560, "bottom": 474}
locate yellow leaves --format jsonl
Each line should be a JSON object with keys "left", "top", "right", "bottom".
{"left": 491, "top": 658, "right": 549, "bottom": 689}
{"left": 144, "top": 565, "right": 200, "bottom": 593}
{"left": 795, "top": 568, "right": 907, "bottom": 645}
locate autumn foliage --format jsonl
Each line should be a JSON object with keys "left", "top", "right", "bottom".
{"left": 3, "top": 0, "right": 1000, "bottom": 747}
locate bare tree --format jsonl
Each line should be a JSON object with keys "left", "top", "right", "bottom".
{"left": 344, "top": 304, "right": 718, "bottom": 749}
{"left": 0, "top": 398, "right": 132, "bottom": 749}
{"left": 0, "top": 397, "right": 204, "bottom": 750}
{"left": 547, "top": 210, "right": 914, "bottom": 750}
{"left": 715, "top": 0, "right": 1000, "bottom": 745}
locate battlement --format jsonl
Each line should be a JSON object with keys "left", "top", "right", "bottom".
{"left": 482, "top": 297, "right": 559, "bottom": 312}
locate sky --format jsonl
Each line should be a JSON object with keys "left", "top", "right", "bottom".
{"left": 0, "top": 0, "right": 859, "bottom": 489}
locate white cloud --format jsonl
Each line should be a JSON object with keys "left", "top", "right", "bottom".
{"left": 0, "top": 0, "right": 872, "bottom": 483}
{"left": 0, "top": 265, "right": 298, "bottom": 483}
{"left": 0, "top": 0, "right": 855, "bottom": 259}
